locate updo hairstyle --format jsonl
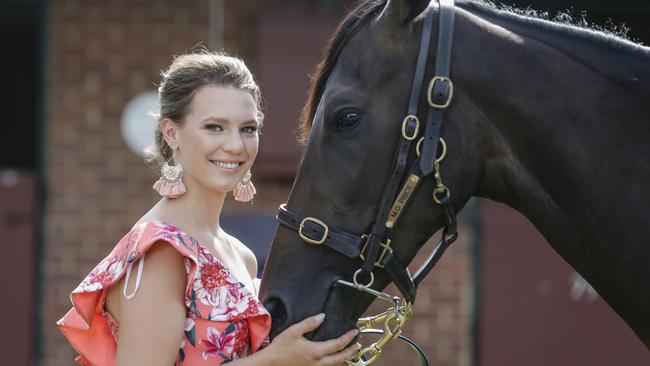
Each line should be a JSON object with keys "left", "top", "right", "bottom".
{"left": 145, "top": 51, "right": 263, "bottom": 168}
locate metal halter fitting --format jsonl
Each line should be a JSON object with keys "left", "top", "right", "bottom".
{"left": 276, "top": 1, "right": 457, "bottom": 365}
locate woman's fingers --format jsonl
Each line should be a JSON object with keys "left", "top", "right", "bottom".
{"left": 317, "top": 342, "right": 362, "bottom": 366}
{"left": 284, "top": 313, "right": 326, "bottom": 337}
{"left": 274, "top": 314, "right": 364, "bottom": 366}
{"left": 316, "top": 328, "right": 359, "bottom": 355}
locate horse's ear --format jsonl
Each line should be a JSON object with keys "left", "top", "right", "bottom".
{"left": 380, "top": 0, "right": 431, "bottom": 25}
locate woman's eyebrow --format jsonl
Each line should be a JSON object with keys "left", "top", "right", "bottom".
{"left": 200, "top": 116, "right": 229, "bottom": 124}
{"left": 200, "top": 116, "right": 257, "bottom": 124}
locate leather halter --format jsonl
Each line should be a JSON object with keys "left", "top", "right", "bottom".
{"left": 277, "top": 0, "right": 457, "bottom": 305}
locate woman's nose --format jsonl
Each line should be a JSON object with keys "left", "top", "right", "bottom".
{"left": 222, "top": 129, "right": 245, "bottom": 154}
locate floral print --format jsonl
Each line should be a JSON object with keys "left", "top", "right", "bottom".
{"left": 57, "top": 221, "right": 271, "bottom": 366}
{"left": 77, "top": 258, "right": 125, "bottom": 293}
{"left": 200, "top": 321, "right": 248, "bottom": 362}
{"left": 192, "top": 248, "right": 259, "bottom": 322}
{"left": 195, "top": 250, "right": 232, "bottom": 306}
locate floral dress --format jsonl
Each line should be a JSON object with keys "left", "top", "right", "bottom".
{"left": 57, "top": 221, "right": 271, "bottom": 366}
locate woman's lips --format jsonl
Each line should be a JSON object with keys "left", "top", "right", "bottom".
{"left": 210, "top": 160, "right": 244, "bottom": 172}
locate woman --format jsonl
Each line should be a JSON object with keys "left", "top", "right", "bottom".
{"left": 57, "top": 52, "right": 360, "bottom": 366}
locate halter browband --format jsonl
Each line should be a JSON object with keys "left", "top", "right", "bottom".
{"left": 277, "top": 0, "right": 457, "bottom": 305}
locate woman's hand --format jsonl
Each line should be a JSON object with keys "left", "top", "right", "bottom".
{"left": 262, "top": 313, "right": 361, "bottom": 366}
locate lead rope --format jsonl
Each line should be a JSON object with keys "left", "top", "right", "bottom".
{"left": 358, "top": 330, "right": 429, "bottom": 366}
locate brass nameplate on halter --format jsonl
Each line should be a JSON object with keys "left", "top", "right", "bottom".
{"left": 385, "top": 174, "right": 420, "bottom": 228}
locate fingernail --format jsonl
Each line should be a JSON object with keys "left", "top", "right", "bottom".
{"left": 315, "top": 313, "right": 325, "bottom": 322}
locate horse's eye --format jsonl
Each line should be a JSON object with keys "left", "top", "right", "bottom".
{"left": 336, "top": 109, "right": 361, "bottom": 129}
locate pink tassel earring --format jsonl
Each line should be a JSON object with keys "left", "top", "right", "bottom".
{"left": 153, "top": 155, "right": 187, "bottom": 199}
{"left": 233, "top": 171, "right": 256, "bottom": 202}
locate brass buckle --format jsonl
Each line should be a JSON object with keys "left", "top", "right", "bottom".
{"left": 427, "top": 76, "right": 453, "bottom": 108}
{"left": 360, "top": 235, "right": 393, "bottom": 268}
{"left": 299, "top": 217, "right": 328, "bottom": 245}
{"left": 401, "top": 115, "right": 420, "bottom": 141}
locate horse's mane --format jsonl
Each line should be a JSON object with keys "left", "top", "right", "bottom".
{"left": 299, "top": 0, "right": 649, "bottom": 143}
{"left": 298, "top": 0, "right": 385, "bottom": 144}
{"left": 456, "top": 1, "right": 649, "bottom": 56}
{"left": 458, "top": 1, "right": 639, "bottom": 42}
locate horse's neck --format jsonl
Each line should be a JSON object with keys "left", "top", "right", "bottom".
{"left": 452, "top": 6, "right": 650, "bottom": 343}
{"left": 454, "top": 6, "right": 650, "bottom": 223}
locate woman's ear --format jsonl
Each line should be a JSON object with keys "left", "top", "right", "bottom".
{"left": 160, "top": 118, "right": 180, "bottom": 151}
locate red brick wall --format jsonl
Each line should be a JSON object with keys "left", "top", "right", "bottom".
{"left": 41, "top": 1, "right": 472, "bottom": 366}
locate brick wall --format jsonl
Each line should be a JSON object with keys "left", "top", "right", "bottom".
{"left": 40, "top": 1, "right": 472, "bottom": 365}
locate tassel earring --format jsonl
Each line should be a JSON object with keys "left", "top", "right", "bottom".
{"left": 233, "top": 171, "right": 256, "bottom": 202}
{"left": 153, "top": 155, "right": 187, "bottom": 199}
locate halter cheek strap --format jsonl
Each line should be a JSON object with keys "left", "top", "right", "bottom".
{"left": 420, "top": 0, "right": 455, "bottom": 175}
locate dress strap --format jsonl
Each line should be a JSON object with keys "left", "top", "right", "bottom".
{"left": 123, "top": 254, "right": 145, "bottom": 300}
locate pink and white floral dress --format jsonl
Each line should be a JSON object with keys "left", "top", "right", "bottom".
{"left": 57, "top": 221, "right": 271, "bottom": 366}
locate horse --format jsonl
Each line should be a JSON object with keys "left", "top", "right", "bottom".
{"left": 259, "top": 0, "right": 650, "bottom": 354}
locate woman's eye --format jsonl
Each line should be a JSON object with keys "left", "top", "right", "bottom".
{"left": 206, "top": 124, "right": 223, "bottom": 132}
{"left": 336, "top": 109, "right": 361, "bottom": 129}
{"left": 241, "top": 126, "right": 258, "bottom": 134}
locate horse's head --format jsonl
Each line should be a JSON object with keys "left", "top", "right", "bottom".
{"left": 261, "top": 0, "right": 484, "bottom": 341}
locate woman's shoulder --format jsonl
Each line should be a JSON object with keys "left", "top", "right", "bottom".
{"left": 114, "top": 220, "right": 202, "bottom": 262}
{"left": 69, "top": 221, "right": 201, "bottom": 297}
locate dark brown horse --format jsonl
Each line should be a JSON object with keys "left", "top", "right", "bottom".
{"left": 260, "top": 0, "right": 650, "bottom": 351}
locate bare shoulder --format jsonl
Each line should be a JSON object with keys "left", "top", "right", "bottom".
{"left": 134, "top": 241, "right": 187, "bottom": 293}
{"left": 223, "top": 233, "right": 258, "bottom": 278}
{"left": 106, "top": 241, "right": 187, "bottom": 320}
{"left": 110, "top": 241, "right": 187, "bottom": 365}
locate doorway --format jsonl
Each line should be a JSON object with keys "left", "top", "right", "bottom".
{"left": 0, "top": 0, "right": 45, "bottom": 365}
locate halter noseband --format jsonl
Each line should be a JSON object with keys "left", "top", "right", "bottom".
{"left": 276, "top": 1, "right": 457, "bottom": 364}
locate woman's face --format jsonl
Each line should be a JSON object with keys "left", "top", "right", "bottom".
{"left": 173, "top": 85, "right": 260, "bottom": 194}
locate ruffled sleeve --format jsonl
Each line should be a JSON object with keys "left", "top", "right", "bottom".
{"left": 57, "top": 222, "right": 200, "bottom": 366}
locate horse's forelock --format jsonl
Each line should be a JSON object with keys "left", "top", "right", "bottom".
{"left": 298, "top": 0, "right": 386, "bottom": 144}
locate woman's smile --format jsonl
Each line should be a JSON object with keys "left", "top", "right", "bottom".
{"left": 209, "top": 159, "right": 245, "bottom": 173}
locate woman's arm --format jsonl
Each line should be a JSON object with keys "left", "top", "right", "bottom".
{"left": 110, "top": 241, "right": 359, "bottom": 366}
{"left": 113, "top": 242, "right": 187, "bottom": 366}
